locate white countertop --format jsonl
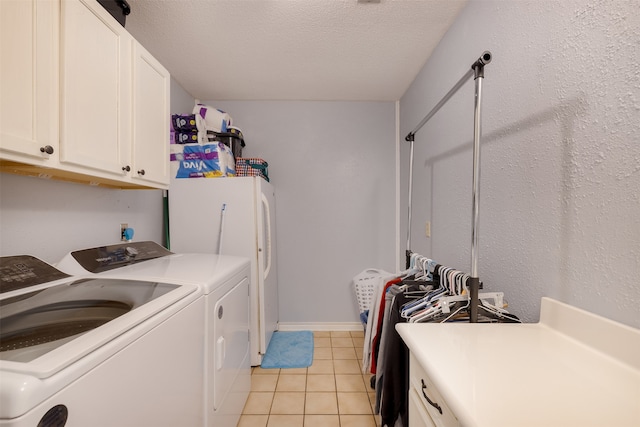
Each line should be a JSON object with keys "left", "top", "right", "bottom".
{"left": 397, "top": 298, "right": 640, "bottom": 427}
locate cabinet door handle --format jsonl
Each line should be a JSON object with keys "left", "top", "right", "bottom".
{"left": 137, "top": 169, "right": 145, "bottom": 176}
{"left": 122, "top": 165, "right": 131, "bottom": 172}
{"left": 40, "top": 145, "right": 54, "bottom": 155}
{"left": 421, "top": 379, "right": 443, "bottom": 415}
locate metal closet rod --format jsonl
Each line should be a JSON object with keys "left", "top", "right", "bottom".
{"left": 404, "top": 51, "right": 492, "bottom": 142}
{"left": 404, "top": 51, "right": 492, "bottom": 323}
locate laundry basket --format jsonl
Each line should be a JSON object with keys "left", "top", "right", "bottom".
{"left": 352, "top": 269, "right": 389, "bottom": 329}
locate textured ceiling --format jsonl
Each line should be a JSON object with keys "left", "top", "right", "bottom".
{"left": 125, "top": 0, "right": 467, "bottom": 101}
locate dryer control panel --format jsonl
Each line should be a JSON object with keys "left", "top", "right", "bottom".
{"left": 70, "top": 241, "right": 172, "bottom": 273}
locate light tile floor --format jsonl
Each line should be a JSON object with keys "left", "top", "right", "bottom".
{"left": 239, "top": 331, "right": 380, "bottom": 427}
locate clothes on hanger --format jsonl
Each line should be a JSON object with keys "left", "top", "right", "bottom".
{"left": 374, "top": 284, "right": 406, "bottom": 414}
{"left": 379, "top": 286, "right": 423, "bottom": 427}
{"left": 370, "top": 277, "right": 402, "bottom": 374}
{"left": 371, "top": 252, "right": 520, "bottom": 427}
{"left": 354, "top": 269, "right": 397, "bottom": 374}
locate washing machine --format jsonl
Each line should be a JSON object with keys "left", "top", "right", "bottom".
{"left": 56, "top": 241, "right": 251, "bottom": 427}
{"left": 0, "top": 254, "right": 204, "bottom": 427}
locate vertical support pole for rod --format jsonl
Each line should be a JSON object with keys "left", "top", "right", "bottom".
{"left": 406, "top": 135, "right": 415, "bottom": 269}
{"left": 470, "top": 59, "right": 486, "bottom": 323}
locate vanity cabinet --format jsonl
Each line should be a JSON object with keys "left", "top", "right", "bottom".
{"left": 0, "top": 0, "right": 169, "bottom": 189}
{"left": 408, "top": 354, "right": 458, "bottom": 427}
{"left": 397, "top": 298, "right": 640, "bottom": 427}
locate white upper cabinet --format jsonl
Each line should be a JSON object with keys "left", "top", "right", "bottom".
{"left": 0, "top": 0, "right": 170, "bottom": 189}
{"left": 60, "top": 0, "right": 132, "bottom": 178}
{"left": 0, "top": 0, "right": 58, "bottom": 165}
{"left": 131, "top": 43, "right": 170, "bottom": 186}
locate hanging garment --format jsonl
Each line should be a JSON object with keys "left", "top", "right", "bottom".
{"left": 359, "top": 270, "right": 397, "bottom": 373}
{"left": 380, "top": 289, "right": 416, "bottom": 427}
{"left": 370, "top": 277, "right": 402, "bottom": 374}
{"left": 375, "top": 284, "right": 407, "bottom": 414}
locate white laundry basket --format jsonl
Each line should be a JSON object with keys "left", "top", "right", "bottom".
{"left": 352, "top": 269, "right": 391, "bottom": 328}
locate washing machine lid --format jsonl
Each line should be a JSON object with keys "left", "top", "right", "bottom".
{"left": 0, "top": 258, "right": 196, "bottom": 378}
{"left": 57, "top": 242, "right": 250, "bottom": 293}
{"left": 96, "top": 253, "right": 251, "bottom": 292}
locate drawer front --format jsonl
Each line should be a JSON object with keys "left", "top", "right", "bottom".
{"left": 410, "top": 354, "right": 459, "bottom": 427}
{"left": 409, "top": 388, "right": 437, "bottom": 427}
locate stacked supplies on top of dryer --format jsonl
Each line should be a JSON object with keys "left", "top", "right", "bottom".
{"left": 193, "top": 103, "right": 232, "bottom": 134}
{"left": 170, "top": 114, "right": 199, "bottom": 144}
{"left": 169, "top": 104, "right": 235, "bottom": 179}
{"left": 210, "top": 126, "right": 246, "bottom": 159}
{"left": 193, "top": 102, "right": 246, "bottom": 160}
{"left": 170, "top": 103, "right": 233, "bottom": 146}
{"left": 169, "top": 102, "right": 270, "bottom": 182}
{"left": 235, "top": 158, "right": 269, "bottom": 182}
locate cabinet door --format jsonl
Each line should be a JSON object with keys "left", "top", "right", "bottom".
{"left": 131, "top": 42, "right": 170, "bottom": 186}
{"left": 0, "top": 0, "right": 58, "bottom": 164}
{"left": 59, "top": 0, "right": 132, "bottom": 177}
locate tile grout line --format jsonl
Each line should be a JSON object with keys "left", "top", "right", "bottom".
{"left": 242, "top": 331, "right": 374, "bottom": 426}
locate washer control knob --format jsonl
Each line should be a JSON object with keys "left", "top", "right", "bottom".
{"left": 125, "top": 246, "right": 138, "bottom": 258}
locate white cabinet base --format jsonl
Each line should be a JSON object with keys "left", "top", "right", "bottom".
{"left": 398, "top": 298, "right": 640, "bottom": 427}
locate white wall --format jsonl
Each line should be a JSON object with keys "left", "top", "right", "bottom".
{"left": 200, "top": 100, "right": 397, "bottom": 324}
{"left": 0, "top": 78, "right": 194, "bottom": 263}
{"left": 400, "top": 0, "right": 640, "bottom": 328}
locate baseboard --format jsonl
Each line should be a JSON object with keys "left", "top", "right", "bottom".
{"left": 278, "top": 322, "right": 364, "bottom": 332}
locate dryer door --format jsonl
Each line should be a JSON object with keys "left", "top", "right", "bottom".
{"left": 210, "top": 276, "right": 250, "bottom": 414}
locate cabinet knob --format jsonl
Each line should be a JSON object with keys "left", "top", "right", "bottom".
{"left": 137, "top": 169, "right": 146, "bottom": 176}
{"left": 122, "top": 165, "right": 131, "bottom": 172}
{"left": 40, "top": 145, "right": 54, "bottom": 155}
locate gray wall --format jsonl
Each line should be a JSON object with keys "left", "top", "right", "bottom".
{"left": 0, "top": 78, "right": 194, "bottom": 263}
{"left": 200, "top": 100, "right": 397, "bottom": 324}
{"left": 4, "top": 1, "right": 637, "bottom": 329}
{"left": 0, "top": 174, "right": 162, "bottom": 262}
{"left": 400, "top": 0, "right": 640, "bottom": 328}
{"left": 171, "top": 76, "right": 196, "bottom": 114}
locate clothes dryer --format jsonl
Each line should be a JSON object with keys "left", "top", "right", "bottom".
{"left": 57, "top": 241, "right": 251, "bottom": 427}
{"left": 0, "top": 255, "right": 203, "bottom": 427}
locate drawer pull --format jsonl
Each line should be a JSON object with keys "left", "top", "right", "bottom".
{"left": 421, "top": 379, "right": 443, "bottom": 415}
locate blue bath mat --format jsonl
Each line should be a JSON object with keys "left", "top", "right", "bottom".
{"left": 260, "top": 331, "right": 314, "bottom": 369}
